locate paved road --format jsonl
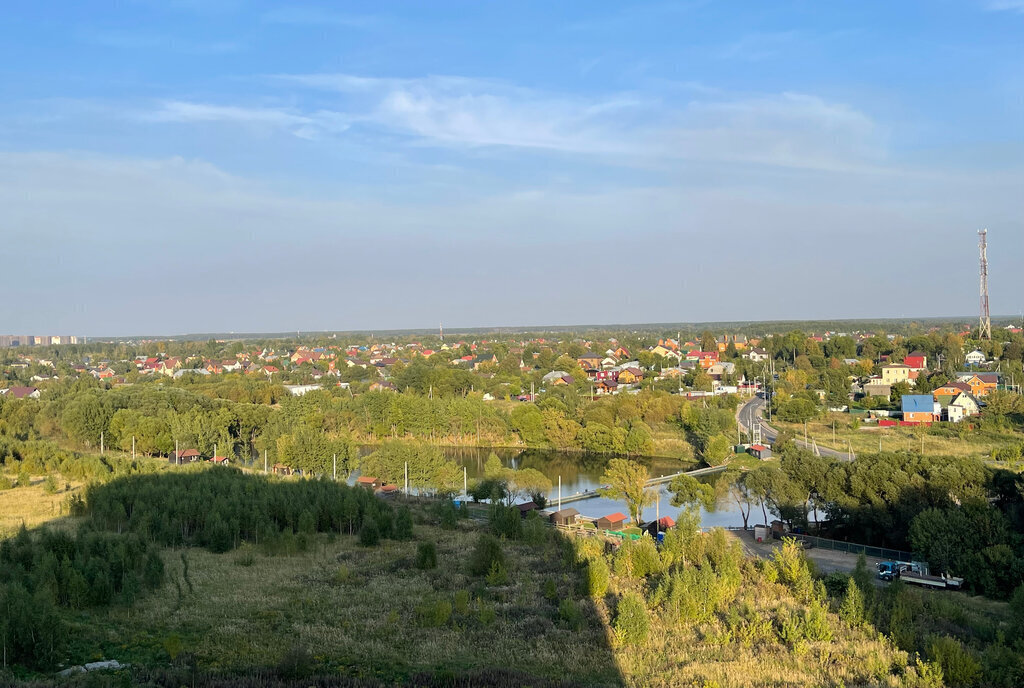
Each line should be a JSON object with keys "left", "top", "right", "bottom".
{"left": 737, "top": 395, "right": 855, "bottom": 461}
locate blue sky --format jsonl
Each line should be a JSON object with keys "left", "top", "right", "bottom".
{"left": 1, "top": 1, "right": 1022, "bottom": 335}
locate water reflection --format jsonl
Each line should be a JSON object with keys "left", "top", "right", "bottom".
{"left": 438, "top": 446, "right": 752, "bottom": 529}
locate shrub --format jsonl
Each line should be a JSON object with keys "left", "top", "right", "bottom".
{"left": 542, "top": 577, "right": 558, "bottom": 602}
{"left": 839, "top": 576, "right": 865, "bottom": 627}
{"left": 438, "top": 500, "right": 458, "bottom": 530}
{"left": 927, "top": 635, "right": 981, "bottom": 688}
{"left": 359, "top": 516, "right": 380, "bottom": 547}
{"left": 43, "top": 474, "right": 59, "bottom": 494}
{"left": 486, "top": 560, "right": 509, "bottom": 586}
{"left": 0, "top": 473, "right": 12, "bottom": 490}
{"left": 454, "top": 589, "right": 470, "bottom": 615}
{"left": 416, "top": 599, "right": 453, "bottom": 627}
{"left": 416, "top": 541, "right": 438, "bottom": 570}
{"left": 478, "top": 601, "right": 497, "bottom": 625}
{"left": 297, "top": 509, "right": 316, "bottom": 534}
{"left": 559, "top": 598, "right": 584, "bottom": 630}
{"left": 143, "top": 550, "right": 166, "bottom": 587}
{"left": 394, "top": 506, "right": 414, "bottom": 540}
{"left": 468, "top": 534, "right": 506, "bottom": 577}
{"left": 586, "top": 557, "right": 610, "bottom": 599}
{"left": 489, "top": 504, "right": 522, "bottom": 540}
{"left": 614, "top": 592, "right": 649, "bottom": 645}
{"left": 17, "top": 467, "right": 31, "bottom": 488}
{"left": 523, "top": 512, "right": 547, "bottom": 545}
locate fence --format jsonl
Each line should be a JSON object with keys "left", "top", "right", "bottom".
{"left": 793, "top": 533, "right": 918, "bottom": 562}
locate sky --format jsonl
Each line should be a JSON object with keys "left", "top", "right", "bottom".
{"left": 1, "top": 1, "right": 1022, "bottom": 336}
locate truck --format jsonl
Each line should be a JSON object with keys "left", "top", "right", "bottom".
{"left": 877, "top": 561, "right": 963, "bottom": 590}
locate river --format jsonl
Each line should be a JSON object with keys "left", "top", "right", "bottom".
{"left": 363, "top": 446, "right": 754, "bottom": 529}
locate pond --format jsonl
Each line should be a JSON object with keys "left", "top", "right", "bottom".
{"left": 391, "top": 446, "right": 754, "bottom": 529}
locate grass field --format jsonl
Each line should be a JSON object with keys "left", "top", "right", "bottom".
{"left": 776, "top": 413, "right": 1019, "bottom": 459}
{"left": 0, "top": 476, "right": 83, "bottom": 537}
{"left": 44, "top": 513, "right": 938, "bottom": 688}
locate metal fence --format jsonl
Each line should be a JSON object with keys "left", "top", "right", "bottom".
{"left": 794, "top": 534, "right": 917, "bottom": 562}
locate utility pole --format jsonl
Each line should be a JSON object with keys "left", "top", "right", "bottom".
{"left": 132, "top": 435, "right": 136, "bottom": 460}
{"left": 558, "top": 475, "right": 562, "bottom": 511}
{"left": 175, "top": 439, "right": 179, "bottom": 465}
{"left": 100, "top": 432, "right": 104, "bottom": 455}
{"left": 463, "top": 466, "right": 467, "bottom": 496}
{"left": 264, "top": 449, "right": 267, "bottom": 474}
{"left": 979, "top": 229, "right": 992, "bottom": 341}
{"left": 333, "top": 454, "right": 337, "bottom": 481}
{"left": 404, "top": 461, "right": 409, "bottom": 494}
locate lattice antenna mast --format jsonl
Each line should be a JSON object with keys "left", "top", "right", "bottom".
{"left": 439, "top": 322, "right": 444, "bottom": 343}
{"left": 979, "top": 229, "right": 992, "bottom": 340}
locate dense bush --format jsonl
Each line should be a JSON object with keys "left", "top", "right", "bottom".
{"left": 468, "top": 534, "right": 506, "bottom": 577}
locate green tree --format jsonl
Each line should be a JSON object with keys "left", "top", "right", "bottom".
{"left": 668, "top": 473, "right": 715, "bottom": 514}
{"left": 599, "top": 459, "right": 656, "bottom": 526}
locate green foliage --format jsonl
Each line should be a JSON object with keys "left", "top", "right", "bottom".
{"left": 485, "top": 559, "right": 509, "bottom": 586}
{"left": 0, "top": 473, "right": 13, "bottom": 490}
{"left": 839, "top": 576, "right": 865, "bottom": 627}
{"left": 415, "top": 541, "right": 438, "bottom": 570}
{"left": 359, "top": 516, "right": 380, "bottom": 547}
{"left": 558, "top": 598, "right": 584, "bottom": 630}
{"left": 416, "top": 598, "right": 453, "bottom": 627}
{"left": 598, "top": 458, "right": 656, "bottom": 526}
{"left": 488, "top": 504, "right": 523, "bottom": 540}
{"left": 394, "top": 506, "right": 414, "bottom": 540}
{"left": 468, "top": 533, "right": 506, "bottom": 577}
{"left": 614, "top": 592, "right": 649, "bottom": 645}
{"left": 586, "top": 556, "right": 610, "bottom": 599}
{"left": 927, "top": 635, "right": 982, "bottom": 688}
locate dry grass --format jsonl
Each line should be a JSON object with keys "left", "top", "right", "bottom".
{"left": 61, "top": 517, "right": 932, "bottom": 688}
{"left": 777, "top": 413, "right": 1017, "bottom": 459}
{"left": 75, "top": 522, "right": 621, "bottom": 685}
{"left": 0, "top": 475, "right": 83, "bottom": 537}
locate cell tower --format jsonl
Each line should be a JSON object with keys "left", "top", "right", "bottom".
{"left": 439, "top": 322, "right": 444, "bottom": 343}
{"left": 979, "top": 229, "right": 992, "bottom": 341}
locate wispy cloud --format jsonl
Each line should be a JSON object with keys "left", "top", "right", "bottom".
{"left": 139, "top": 101, "right": 350, "bottom": 140}
{"left": 986, "top": 0, "right": 1024, "bottom": 13}
{"left": 270, "top": 73, "right": 886, "bottom": 171}
{"left": 716, "top": 31, "right": 799, "bottom": 61}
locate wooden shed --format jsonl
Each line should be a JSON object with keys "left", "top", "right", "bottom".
{"left": 356, "top": 476, "right": 382, "bottom": 490}
{"left": 549, "top": 507, "right": 580, "bottom": 526}
{"left": 516, "top": 501, "right": 538, "bottom": 518}
{"left": 272, "top": 463, "right": 291, "bottom": 476}
{"left": 596, "top": 512, "right": 628, "bottom": 531}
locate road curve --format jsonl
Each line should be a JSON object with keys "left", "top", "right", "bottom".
{"left": 737, "top": 395, "right": 855, "bottom": 462}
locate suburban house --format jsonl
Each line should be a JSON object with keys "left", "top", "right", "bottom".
{"left": 356, "top": 476, "right": 382, "bottom": 490}
{"left": 744, "top": 347, "right": 770, "bottom": 362}
{"left": 577, "top": 353, "right": 603, "bottom": 370}
{"left": 955, "top": 372, "right": 999, "bottom": 397}
{"left": 210, "top": 455, "right": 229, "bottom": 465}
{"left": 595, "top": 378, "right": 619, "bottom": 394}
{"left": 945, "top": 393, "right": 981, "bottom": 422}
{"left": 542, "top": 370, "right": 572, "bottom": 385}
{"left": 964, "top": 350, "right": 987, "bottom": 366}
{"left": 933, "top": 381, "right": 973, "bottom": 399}
{"left": 600, "top": 356, "right": 619, "bottom": 369}
{"left": 369, "top": 381, "right": 397, "bottom": 392}
{"left": 716, "top": 334, "right": 749, "bottom": 352}
{"left": 902, "top": 395, "right": 940, "bottom": 423}
{"left": 595, "top": 512, "right": 629, "bottom": 531}
{"left": 903, "top": 352, "right": 927, "bottom": 371}
{"left": 650, "top": 345, "right": 681, "bottom": 361}
{"left": 1, "top": 386, "right": 40, "bottom": 399}
{"left": 617, "top": 367, "right": 643, "bottom": 384}
{"left": 707, "top": 361, "right": 736, "bottom": 380}
{"left": 881, "top": 364, "right": 914, "bottom": 386}
{"left": 686, "top": 351, "right": 720, "bottom": 369}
